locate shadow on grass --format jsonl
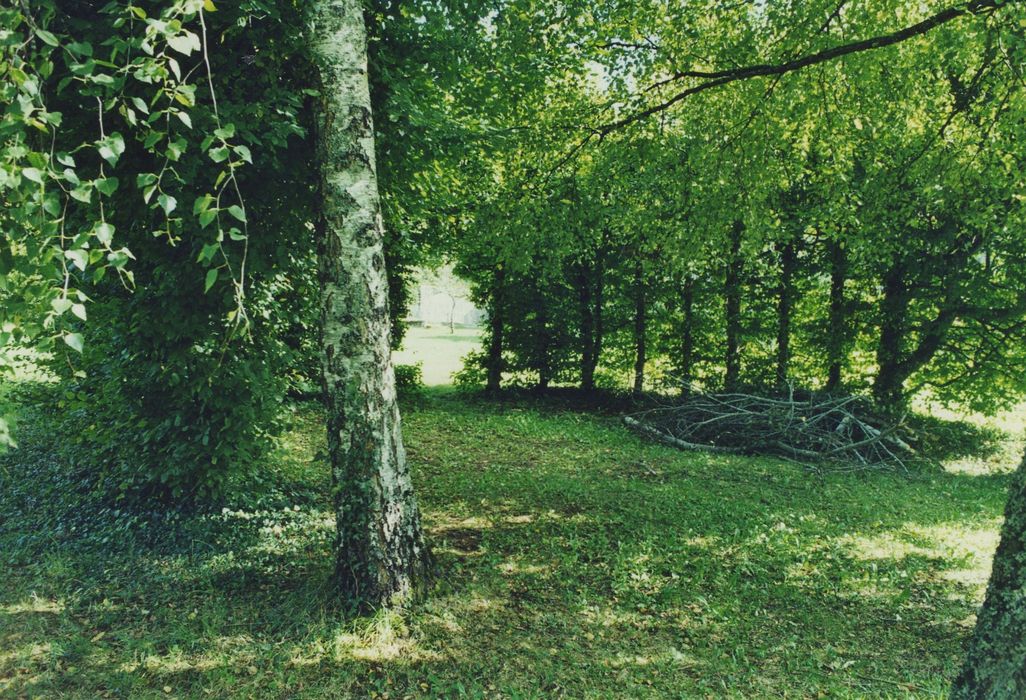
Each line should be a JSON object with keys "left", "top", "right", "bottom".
{"left": 0, "top": 387, "right": 1012, "bottom": 698}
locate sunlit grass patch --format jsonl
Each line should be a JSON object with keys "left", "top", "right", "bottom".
{"left": 0, "top": 388, "right": 1016, "bottom": 697}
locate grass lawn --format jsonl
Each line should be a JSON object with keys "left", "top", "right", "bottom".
{"left": 0, "top": 378, "right": 1015, "bottom": 698}
{"left": 392, "top": 326, "right": 482, "bottom": 386}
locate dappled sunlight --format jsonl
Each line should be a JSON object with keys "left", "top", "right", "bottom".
{"left": 1, "top": 595, "right": 64, "bottom": 615}
{"left": 0, "top": 393, "right": 1010, "bottom": 697}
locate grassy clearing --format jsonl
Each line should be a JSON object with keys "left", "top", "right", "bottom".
{"left": 0, "top": 382, "right": 1015, "bottom": 699}
{"left": 392, "top": 326, "right": 482, "bottom": 386}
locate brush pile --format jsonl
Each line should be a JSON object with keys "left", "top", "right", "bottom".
{"left": 623, "top": 390, "right": 913, "bottom": 469}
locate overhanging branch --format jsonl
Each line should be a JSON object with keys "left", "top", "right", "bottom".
{"left": 596, "top": 0, "right": 1016, "bottom": 136}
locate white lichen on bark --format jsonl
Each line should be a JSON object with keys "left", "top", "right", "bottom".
{"left": 310, "top": 0, "right": 430, "bottom": 608}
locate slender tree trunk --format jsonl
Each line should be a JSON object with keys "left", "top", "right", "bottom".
{"left": 873, "top": 259, "right": 910, "bottom": 410}
{"left": 776, "top": 240, "right": 797, "bottom": 389}
{"left": 592, "top": 248, "right": 606, "bottom": 388}
{"left": 724, "top": 220, "right": 744, "bottom": 391}
{"left": 577, "top": 252, "right": 606, "bottom": 392}
{"left": 951, "top": 450, "right": 1026, "bottom": 698}
{"left": 576, "top": 261, "right": 596, "bottom": 392}
{"left": 680, "top": 275, "right": 695, "bottom": 396}
{"left": 825, "top": 239, "right": 847, "bottom": 392}
{"left": 632, "top": 261, "right": 647, "bottom": 396}
{"left": 536, "top": 282, "right": 551, "bottom": 391}
{"left": 310, "top": 0, "right": 429, "bottom": 609}
{"left": 485, "top": 266, "right": 505, "bottom": 394}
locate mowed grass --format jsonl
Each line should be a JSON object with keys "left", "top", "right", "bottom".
{"left": 392, "top": 326, "right": 482, "bottom": 386}
{"left": 0, "top": 383, "right": 1015, "bottom": 699}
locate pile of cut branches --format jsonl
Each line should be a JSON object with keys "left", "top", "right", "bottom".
{"left": 623, "top": 390, "right": 913, "bottom": 470}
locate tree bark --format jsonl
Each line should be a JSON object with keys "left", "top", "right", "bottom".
{"left": 724, "top": 220, "right": 744, "bottom": 391}
{"left": 310, "top": 0, "right": 430, "bottom": 609}
{"left": 825, "top": 239, "right": 847, "bottom": 392}
{"left": 535, "top": 281, "right": 551, "bottom": 391}
{"left": 873, "top": 259, "right": 910, "bottom": 410}
{"left": 632, "top": 261, "right": 647, "bottom": 396}
{"left": 575, "top": 260, "right": 596, "bottom": 391}
{"left": 679, "top": 274, "right": 695, "bottom": 396}
{"left": 776, "top": 240, "right": 797, "bottom": 389}
{"left": 576, "top": 252, "right": 606, "bottom": 393}
{"left": 485, "top": 265, "right": 505, "bottom": 394}
{"left": 951, "top": 451, "right": 1026, "bottom": 699}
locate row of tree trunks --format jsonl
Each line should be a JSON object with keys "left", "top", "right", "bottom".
{"left": 483, "top": 238, "right": 965, "bottom": 407}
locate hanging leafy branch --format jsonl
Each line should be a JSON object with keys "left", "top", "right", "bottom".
{"left": 0, "top": 2, "right": 250, "bottom": 351}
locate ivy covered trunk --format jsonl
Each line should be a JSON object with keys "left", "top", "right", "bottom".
{"left": 951, "top": 451, "right": 1026, "bottom": 698}
{"left": 310, "top": 0, "right": 430, "bottom": 608}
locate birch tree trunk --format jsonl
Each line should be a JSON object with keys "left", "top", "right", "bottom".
{"left": 951, "top": 451, "right": 1026, "bottom": 698}
{"left": 310, "top": 0, "right": 430, "bottom": 609}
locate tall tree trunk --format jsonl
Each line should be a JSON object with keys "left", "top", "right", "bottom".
{"left": 591, "top": 246, "right": 606, "bottom": 389}
{"left": 485, "top": 265, "right": 505, "bottom": 394}
{"left": 632, "top": 261, "right": 647, "bottom": 396}
{"left": 576, "top": 261, "right": 596, "bottom": 392}
{"left": 577, "top": 252, "right": 606, "bottom": 393}
{"left": 535, "top": 282, "right": 551, "bottom": 391}
{"left": 310, "top": 0, "right": 430, "bottom": 609}
{"left": 873, "top": 259, "right": 910, "bottom": 410}
{"left": 724, "top": 220, "right": 744, "bottom": 391}
{"left": 825, "top": 239, "right": 847, "bottom": 392}
{"left": 679, "top": 274, "right": 695, "bottom": 395}
{"left": 776, "top": 240, "right": 797, "bottom": 389}
{"left": 951, "top": 450, "right": 1026, "bottom": 698}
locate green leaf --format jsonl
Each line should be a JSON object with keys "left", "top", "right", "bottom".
{"left": 51, "top": 297, "right": 73, "bottom": 315}
{"left": 198, "top": 243, "right": 218, "bottom": 263}
{"left": 98, "top": 133, "right": 126, "bottom": 166}
{"left": 204, "top": 268, "right": 218, "bottom": 293}
{"left": 35, "top": 29, "right": 60, "bottom": 47}
{"left": 227, "top": 205, "right": 246, "bottom": 223}
{"left": 233, "top": 144, "right": 253, "bottom": 164}
{"left": 167, "top": 31, "right": 201, "bottom": 57}
{"left": 71, "top": 304, "right": 87, "bottom": 321}
{"left": 199, "top": 210, "right": 218, "bottom": 228}
{"left": 70, "top": 185, "right": 92, "bottom": 203}
{"left": 96, "top": 177, "right": 119, "bottom": 196}
{"left": 158, "top": 193, "right": 177, "bottom": 216}
{"left": 63, "top": 333, "right": 84, "bottom": 353}
{"left": 66, "top": 249, "right": 88, "bottom": 271}
{"left": 22, "top": 168, "right": 43, "bottom": 184}
{"left": 94, "top": 222, "right": 115, "bottom": 246}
